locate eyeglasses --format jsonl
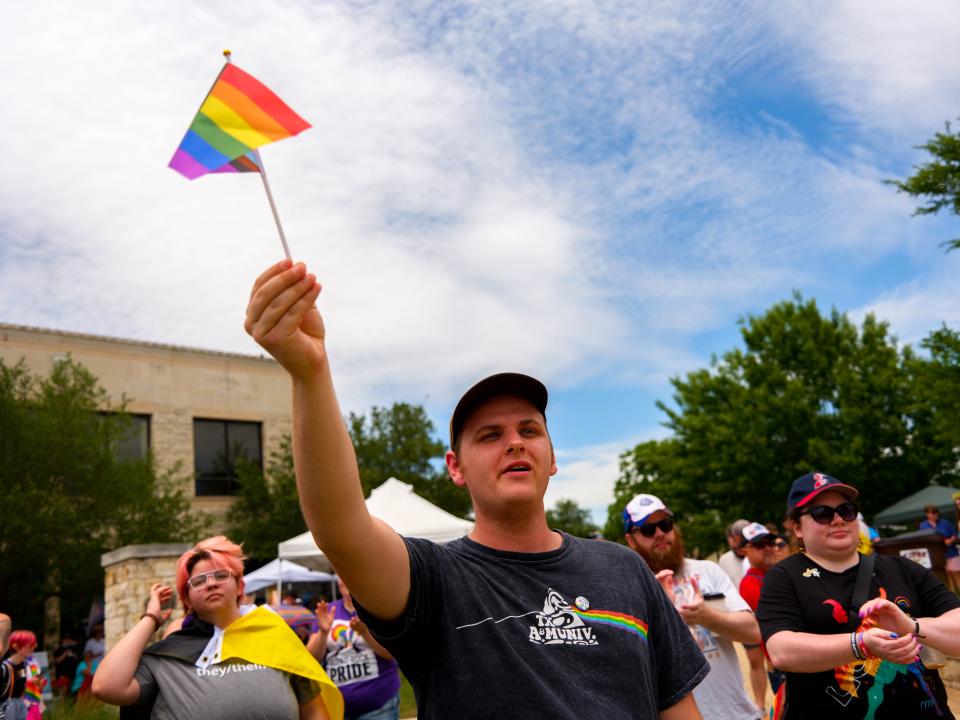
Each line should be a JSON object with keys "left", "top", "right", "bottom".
{"left": 632, "top": 518, "right": 675, "bottom": 537}
{"left": 187, "top": 568, "right": 233, "bottom": 589}
{"left": 800, "top": 502, "right": 859, "bottom": 525}
{"left": 751, "top": 537, "right": 787, "bottom": 549}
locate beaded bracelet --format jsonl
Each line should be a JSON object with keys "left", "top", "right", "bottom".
{"left": 141, "top": 611, "right": 163, "bottom": 630}
{"left": 851, "top": 631, "right": 864, "bottom": 660}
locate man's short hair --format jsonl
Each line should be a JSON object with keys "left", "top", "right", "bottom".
{"left": 726, "top": 519, "right": 750, "bottom": 538}
{"left": 449, "top": 373, "right": 548, "bottom": 451}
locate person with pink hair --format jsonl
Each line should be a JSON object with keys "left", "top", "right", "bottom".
{"left": 1, "top": 629, "right": 42, "bottom": 720}
{"left": 93, "top": 536, "right": 341, "bottom": 720}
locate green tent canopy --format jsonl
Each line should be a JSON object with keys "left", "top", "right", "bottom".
{"left": 873, "top": 483, "right": 960, "bottom": 527}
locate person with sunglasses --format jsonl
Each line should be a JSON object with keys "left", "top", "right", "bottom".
{"left": 737, "top": 523, "right": 788, "bottom": 715}
{"left": 624, "top": 494, "right": 763, "bottom": 720}
{"left": 757, "top": 472, "right": 960, "bottom": 719}
{"left": 93, "top": 535, "right": 342, "bottom": 720}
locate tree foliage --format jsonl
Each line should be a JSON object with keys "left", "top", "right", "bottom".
{"left": 228, "top": 402, "right": 472, "bottom": 557}
{"left": 0, "top": 357, "right": 208, "bottom": 637}
{"left": 348, "top": 402, "right": 473, "bottom": 518}
{"left": 546, "top": 499, "right": 599, "bottom": 538}
{"left": 605, "top": 297, "right": 959, "bottom": 555}
{"left": 888, "top": 119, "right": 960, "bottom": 251}
{"left": 227, "top": 436, "right": 307, "bottom": 559}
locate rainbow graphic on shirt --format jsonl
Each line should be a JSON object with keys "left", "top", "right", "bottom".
{"left": 571, "top": 607, "right": 649, "bottom": 641}
{"left": 830, "top": 587, "right": 944, "bottom": 718}
{"left": 330, "top": 623, "right": 355, "bottom": 647}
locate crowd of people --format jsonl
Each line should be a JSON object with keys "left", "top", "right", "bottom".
{"left": 6, "top": 258, "right": 960, "bottom": 720}
{"left": 0, "top": 616, "right": 107, "bottom": 719}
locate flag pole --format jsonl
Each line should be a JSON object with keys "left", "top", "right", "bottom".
{"left": 253, "top": 148, "right": 293, "bottom": 260}
{"left": 223, "top": 50, "right": 293, "bottom": 261}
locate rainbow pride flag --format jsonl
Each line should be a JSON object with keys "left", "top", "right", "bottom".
{"left": 169, "top": 61, "right": 310, "bottom": 180}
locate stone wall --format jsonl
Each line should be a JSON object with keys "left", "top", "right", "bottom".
{"left": 101, "top": 544, "right": 191, "bottom": 651}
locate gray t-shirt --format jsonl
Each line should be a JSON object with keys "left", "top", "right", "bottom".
{"left": 130, "top": 654, "right": 315, "bottom": 720}
{"left": 356, "top": 532, "right": 708, "bottom": 719}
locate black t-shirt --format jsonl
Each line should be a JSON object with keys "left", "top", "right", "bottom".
{"left": 757, "top": 552, "right": 960, "bottom": 719}
{"left": 55, "top": 641, "right": 81, "bottom": 680}
{"left": 355, "top": 532, "right": 708, "bottom": 719}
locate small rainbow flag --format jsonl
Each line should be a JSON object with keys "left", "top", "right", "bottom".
{"left": 169, "top": 60, "right": 310, "bottom": 180}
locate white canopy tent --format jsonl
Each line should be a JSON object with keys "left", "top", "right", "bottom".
{"left": 242, "top": 558, "right": 336, "bottom": 593}
{"left": 278, "top": 478, "right": 474, "bottom": 571}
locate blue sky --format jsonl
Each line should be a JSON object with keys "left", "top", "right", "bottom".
{"left": 2, "top": 1, "right": 959, "bottom": 522}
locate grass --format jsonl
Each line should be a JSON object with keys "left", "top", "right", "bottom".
{"left": 43, "top": 698, "right": 118, "bottom": 720}
{"left": 42, "top": 679, "right": 417, "bottom": 719}
{"left": 399, "top": 672, "right": 417, "bottom": 717}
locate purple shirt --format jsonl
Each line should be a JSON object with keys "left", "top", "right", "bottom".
{"left": 324, "top": 599, "right": 400, "bottom": 715}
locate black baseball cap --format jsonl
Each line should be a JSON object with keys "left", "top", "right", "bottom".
{"left": 787, "top": 471, "right": 859, "bottom": 513}
{"left": 449, "top": 373, "right": 548, "bottom": 448}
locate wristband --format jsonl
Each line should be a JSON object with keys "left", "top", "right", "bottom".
{"left": 857, "top": 632, "right": 870, "bottom": 659}
{"left": 141, "top": 612, "right": 163, "bottom": 630}
{"left": 850, "top": 631, "right": 863, "bottom": 660}
{"left": 913, "top": 620, "right": 926, "bottom": 638}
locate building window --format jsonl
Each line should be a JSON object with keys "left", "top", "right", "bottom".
{"left": 100, "top": 412, "right": 151, "bottom": 462}
{"left": 193, "top": 419, "right": 262, "bottom": 496}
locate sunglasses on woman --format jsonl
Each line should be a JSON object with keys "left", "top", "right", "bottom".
{"left": 187, "top": 568, "right": 233, "bottom": 588}
{"left": 800, "top": 501, "right": 858, "bottom": 525}
{"left": 633, "top": 518, "right": 675, "bottom": 537}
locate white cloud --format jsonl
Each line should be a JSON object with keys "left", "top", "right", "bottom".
{"left": 758, "top": 1, "right": 960, "bottom": 138}
{"left": 1, "top": 0, "right": 958, "bottom": 421}
{"left": 852, "top": 266, "right": 960, "bottom": 347}
{"left": 549, "top": 427, "right": 670, "bottom": 525}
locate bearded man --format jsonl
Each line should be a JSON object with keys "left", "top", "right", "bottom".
{"left": 624, "top": 494, "right": 762, "bottom": 720}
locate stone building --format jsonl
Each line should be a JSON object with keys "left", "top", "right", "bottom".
{"left": 0, "top": 322, "right": 292, "bottom": 521}
{"left": 0, "top": 322, "right": 293, "bottom": 648}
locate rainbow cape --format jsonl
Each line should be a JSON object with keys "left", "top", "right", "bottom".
{"left": 169, "top": 61, "right": 310, "bottom": 180}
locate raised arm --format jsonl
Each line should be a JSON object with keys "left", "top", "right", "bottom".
{"left": 0, "top": 613, "right": 11, "bottom": 655}
{"left": 92, "top": 584, "right": 173, "bottom": 705}
{"left": 245, "top": 259, "right": 410, "bottom": 620}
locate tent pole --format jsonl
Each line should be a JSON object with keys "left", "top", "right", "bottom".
{"left": 276, "top": 552, "right": 283, "bottom": 605}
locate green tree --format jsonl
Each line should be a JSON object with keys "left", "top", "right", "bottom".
{"left": 227, "top": 436, "right": 307, "bottom": 558}
{"left": 0, "top": 357, "right": 208, "bottom": 641}
{"left": 227, "top": 402, "right": 473, "bottom": 557}
{"left": 888, "top": 119, "right": 960, "bottom": 251}
{"left": 348, "top": 402, "right": 472, "bottom": 518}
{"left": 907, "top": 326, "right": 960, "bottom": 484}
{"left": 603, "top": 438, "right": 681, "bottom": 541}
{"left": 546, "top": 498, "right": 599, "bottom": 538}
{"left": 606, "top": 296, "right": 936, "bottom": 555}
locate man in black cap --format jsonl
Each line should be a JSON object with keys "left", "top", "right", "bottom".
{"left": 245, "top": 259, "right": 708, "bottom": 719}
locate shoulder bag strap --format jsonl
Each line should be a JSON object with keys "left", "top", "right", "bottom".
{"left": 851, "top": 552, "right": 876, "bottom": 613}
{"left": 1, "top": 659, "right": 13, "bottom": 700}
